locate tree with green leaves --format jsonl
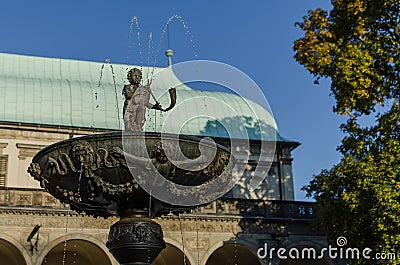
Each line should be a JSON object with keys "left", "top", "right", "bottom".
{"left": 294, "top": 0, "right": 399, "bottom": 264}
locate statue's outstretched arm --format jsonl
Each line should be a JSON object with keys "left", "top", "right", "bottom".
{"left": 149, "top": 102, "right": 163, "bottom": 110}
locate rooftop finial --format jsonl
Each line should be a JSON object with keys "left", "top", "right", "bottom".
{"left": 165, "top": 49, "right": 173, "bottom": 67}
{"left": 166, "top": 23, "right": 173, "bottom": 67}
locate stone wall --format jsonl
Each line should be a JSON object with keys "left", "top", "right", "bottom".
{"left": 0, "top": 187, "right": 328, "bottom": 265}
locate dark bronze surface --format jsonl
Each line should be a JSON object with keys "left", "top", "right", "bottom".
{"left": 28, "top": 132, "right": 232, "bottom": 218}
{"left": 107, "top": 211, "right": 165, "bottom": 265}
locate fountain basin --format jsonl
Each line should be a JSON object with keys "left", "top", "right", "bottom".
{"left": 28, "top": 132, "right": 234, "bottom": 217}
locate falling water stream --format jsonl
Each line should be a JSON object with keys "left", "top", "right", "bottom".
{"left": 147, "top": 32, "right": 153, "bottom": 82}
{"left": 234, "top": 241, "right": 238, "bottom": 265}
{"left": 96, "top": 15, "right": 198, "bottom": 132}
{"left": 97, "top": 58, "right": 121, "bottom": 130}
{"left": 153, "top": 14, "right": 197, "bottom": 73}
{"left": 109, "top": 63, "right": 121, "bottom": 129}
{"left": 232, "top": 224, "right": 238, "bottom": 265}
{"left": 61, "top": 207, "right": 69, "bottom": 265}
{"left": 78, "top": 164, "right": 83, "bottom": 193}
{"left": 148, "top": 190, "right": 152, "bottom": 218}
{"left": 127, "top": 14, "right": 197, "bottom": 82}
{"left": 127, "top": 16, "right": 142, "bottom": 69}
{"left": 194, "top": 207, "right": 200, "bottom": 265}
{"left": 178, "top": 214, "right": 188, "bottom": 265}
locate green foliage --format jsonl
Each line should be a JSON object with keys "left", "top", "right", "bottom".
{"left": 294, "top": 0, "right": 400, "bottom": 264}
{"left": 294, "top": 0, "right": 399, "bottom": 116}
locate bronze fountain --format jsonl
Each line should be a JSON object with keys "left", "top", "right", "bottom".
{"left": 28, "top": 67, "right": 234, "bottom": 265}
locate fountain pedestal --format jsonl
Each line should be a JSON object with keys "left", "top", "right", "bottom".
{"left": 107, "top": 211, "right": 165, "bottom": 265}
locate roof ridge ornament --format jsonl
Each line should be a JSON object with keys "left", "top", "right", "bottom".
{"left": 166, "top": 49, "right": 173, "bottom": 67}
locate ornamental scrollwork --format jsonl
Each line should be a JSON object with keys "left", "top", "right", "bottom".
{"left": 47, "top": 141, "right": 128, "bottom": 176}
{"left": 107, "top": 221, "right": 165, "bottom": 247}
{"left": 28, "top": 141, "right": 136, "bottom": 213}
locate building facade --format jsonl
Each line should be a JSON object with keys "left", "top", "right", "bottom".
{"left": 0, "top": 52, "right": 335, "bottom": 265}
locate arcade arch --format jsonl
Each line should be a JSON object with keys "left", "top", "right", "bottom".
{"left": 0, "top": 238, "right": 28, "bottom": 265}
{"left": 40, "top": 239, "right": 112, "bottom": 265}
{"left": 154, "top": 242, "right": 193, "bottom": 265}
{"left": 206, "top": 242, "right": 263, "bottom": 265}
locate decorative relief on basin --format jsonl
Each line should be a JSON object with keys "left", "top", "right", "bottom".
{"left": 28, "top": 132, "right": 233, "bottom": 218}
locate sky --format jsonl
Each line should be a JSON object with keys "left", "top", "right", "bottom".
{"left": 0, "top": 0, "right": 343, "bottom": 201}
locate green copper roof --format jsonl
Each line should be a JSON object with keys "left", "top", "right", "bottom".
{"left": 0, "top": 52, "right": 188, "bottom": 130}
{"left": 0, "top": 52, "right": 295, "bottom": 143}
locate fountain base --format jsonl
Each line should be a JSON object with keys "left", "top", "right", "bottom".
{"left": 107, "top": 211, "right": 166, "bottom": 265}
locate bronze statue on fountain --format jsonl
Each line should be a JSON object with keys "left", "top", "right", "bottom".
{"left": 28, "top": 68, "right": 234, "bottom": 265}
{"left": 122, "top": 67, "right": 176, "bottom": 132}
